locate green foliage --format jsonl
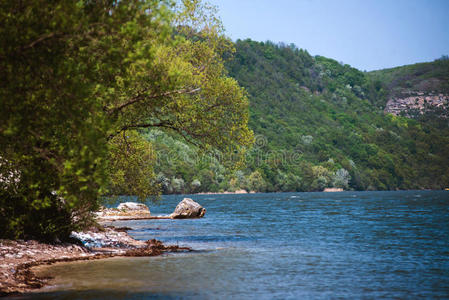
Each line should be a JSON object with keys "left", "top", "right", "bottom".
{"left": 368, "top": 59, "right": 449, "bottom": 98}
{"left": 224, "top": 40, "right": 449, "bottom": 192}
{"left": 1, "top": 1, "right": 447, "bottom": 242}
{"left": 150, "top": 46, "right": 446, "bottom": 192}
{"left": 0, "top": 0, "right": 253, "bottom": 240}
{"left": 247, "top": 171, "right": 267, "bottom": 192}
{"left": 157, "top": 39, "right": 446, "bottom": 193}
{"left": 143, "top": 129, "right": 231, "bottom": 193}
{"left": 0, "top": 0, "right": 112, "bottom": 240}
{"left": 107, "top": 131, "right": 159, "bottom": 200}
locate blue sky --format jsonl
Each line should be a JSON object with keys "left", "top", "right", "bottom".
{"left": 208, "top": 0, "right": 449, "bottom": 71}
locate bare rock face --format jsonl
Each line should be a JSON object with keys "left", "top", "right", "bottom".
{"left": 384, "top": 92, "right": 449, "bottom": 117}
{"left": 170, "top": 198, "right": 206, "bottom": 219}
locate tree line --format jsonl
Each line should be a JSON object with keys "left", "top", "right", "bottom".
{"left": 149, "top": 39, "right": 449, "bottom": 194}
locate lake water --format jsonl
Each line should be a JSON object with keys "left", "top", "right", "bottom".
{"left": 23, "top": 191, "right": 449, "bottom": 299}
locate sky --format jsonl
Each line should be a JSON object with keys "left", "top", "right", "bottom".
{"left": 208, "top": 0, "right": 449, "bottom": 71}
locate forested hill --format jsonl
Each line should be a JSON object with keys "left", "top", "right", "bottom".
{"left": 150, "top": 39, "right": 449, "bottom": 193}
{"left": 225, "top": 40, "right": 449, "bottom": 191}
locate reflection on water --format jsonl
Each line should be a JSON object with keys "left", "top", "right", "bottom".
{"left": 18, "top": 191, "right": 449, "bottom": 299}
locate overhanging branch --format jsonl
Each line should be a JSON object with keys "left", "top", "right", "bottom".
{"left": 106, "top": 87, "right": 201, "bottom": 114}
{"left": 107, "top": 120, "right": 203, "bottom": 147}
{"left": 107, "top": 120, "right": 176, "bottom": 141}
{"left": 21, "top": 32, "right": 65, "bottom": 50}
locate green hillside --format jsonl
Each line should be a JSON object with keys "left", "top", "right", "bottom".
{"left": 149, "top": 39, "right": 449, "bottom": 192}
{"left": 368, "top": 57, "right": 449, "bottom": 100}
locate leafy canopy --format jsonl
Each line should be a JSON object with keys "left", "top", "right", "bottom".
{"left": 0, "top": 0, "right": 253, "bottom": 240}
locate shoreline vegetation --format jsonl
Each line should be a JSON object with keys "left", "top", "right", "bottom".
{"left": 195, "top": 188, "right": 342, "bottom": 194}
{"left": 1, "top": 0, "right": 253, "bottom": 245}
{"left": 190, "top": 187, "right": 449, "bottom": 195}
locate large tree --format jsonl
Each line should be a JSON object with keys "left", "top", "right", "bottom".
{"left": 0, "top": 0, "right": 253, "bottom": 240}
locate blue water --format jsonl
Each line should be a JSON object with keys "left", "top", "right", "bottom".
{"left": 25, "top": 191, "right": 449, "bottom": 299}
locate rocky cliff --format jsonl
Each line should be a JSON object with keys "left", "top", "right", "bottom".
{"left": 385, "top": 91, "right": 449, "bottom": 117}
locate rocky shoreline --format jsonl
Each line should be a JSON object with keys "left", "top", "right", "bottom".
{"left": 0, "top": 198, "right": 206, "bottom": 297}
{"left": 0, "top": 226, "right": 191, "bottom": 296}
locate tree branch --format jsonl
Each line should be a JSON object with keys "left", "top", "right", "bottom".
{"left": 21, "top": 32, "right": 65, "bottom": 51}
{"left": 205, "top": 102, "right": 223, "bottom": 112}
{"left": 107, "top": 120, "right": 176, "bottom": 141}
{"left": 106, "top": 87, "right": 201, "bottom": 114}
{"left": 107, "top": 120, "right": 203, "bottom": 147}
{"left": 19, "top": 22, "right": 107, "bottom": 52}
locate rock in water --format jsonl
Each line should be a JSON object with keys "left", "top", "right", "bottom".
{"left": 170, "top": 198, "right": 206, "bottom": 219}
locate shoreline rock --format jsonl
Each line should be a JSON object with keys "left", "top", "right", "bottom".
{"left": 170, "top": 198, "right": 206, "bottom": 219}
{"left": 95, "top": 202, "right": 153, "bottom": 221}
{"left": 323, "top": 187, "right": 344, "bottom": 192}
{"left": 1, "top": 199, "right": 207, "bottom": 295}
{"left": 0, "top": 227, "right": 191, "bottom": 296}
{"left": 96, "top": 200, "right": 207, "bottom": 221}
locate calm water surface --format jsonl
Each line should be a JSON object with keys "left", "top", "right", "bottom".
{"left": 22, "top": 191, "right": 449, "bottom": 299}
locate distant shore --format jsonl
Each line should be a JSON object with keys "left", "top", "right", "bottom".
{"left": 190, "top": 188, "right": 448, "bottom": 195}
{"left": 196, "top": 189, "right": 256, "bottom": 195}
{"left": 195, "top": 188, "right": 343, "bottom": 195}
{"left": 0, "top": 226, "right": 190, "bottom": 296}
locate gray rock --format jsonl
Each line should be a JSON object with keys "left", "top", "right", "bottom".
{"left": 117, "top": 202, "right": 150, "bottom": 213}
{"left": 96, "top": 202, "right": 151, "bottom": 221}
{"left": 170, "top": 198, "right": 206, "bottom": 219}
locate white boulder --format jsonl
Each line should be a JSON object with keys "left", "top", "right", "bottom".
{"left": 170, "top": 198, "right": 206, "bottom": 219}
